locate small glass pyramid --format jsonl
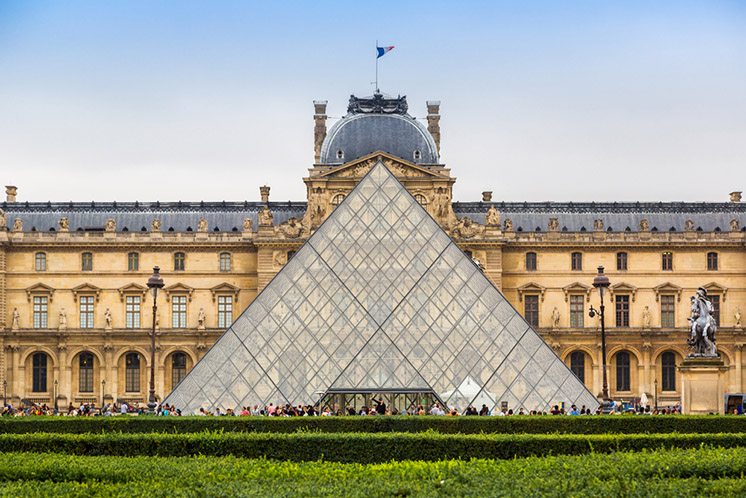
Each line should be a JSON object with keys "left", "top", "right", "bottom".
{"left": 164, "top": 161, "right": 599, "bottom": 413}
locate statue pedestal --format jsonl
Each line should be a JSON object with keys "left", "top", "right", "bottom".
{"left": 680, "top": 357, "right": 728, "bottom": 415}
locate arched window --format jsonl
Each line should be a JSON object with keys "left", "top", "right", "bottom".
{"left": 219, "top": 252, "right": 232, "bottom": 272}
{"left": 173, "top": 252, "right": 185, "bottom": 271}
{"left": 81, "top": 252, "right": 93, "bottom": 271}
{"left": 571, "top": 252, "right": 582, "bottom": 271}
{"left": 35, "top": 252, "right": 47, "bottom": 271}
{"left": 125, "top": 353, "right": 141, "bottom": 393}
{"left": 331, "top": 194, "right": 345, "bottom": 206}
{"left": 127, "top": 252, "right": 139, "bottom": 271}
{"left": 335, "top": 149, "right": 344, "bottom": 160}
{"left": 32, "top": 352, "right": 48, "bottom": 392}
{"left": 79, "top": 352, "right": 94, "bottom": 393}
{"left": 707, "top": 252, "right": 718, "bottom": 271}
{"left": 525, "top": 252, "right": 537, "bottom": 271}
{"left": 615, "top": 351, "right": 631, "bottom": 391}
{"left": 414, "top": 193, "right": 428, "bottom": 206}
{"left": 570, "top": 351, "right": 585, "bottom": 384}
{"left": 172, "top": 352, "right": 187, "bottom": 387}
{"left": 413, "top": 149, "right": 422, "bottom": 161}
{"left": 661, "top": 351, "right": 677, "bottom": 392}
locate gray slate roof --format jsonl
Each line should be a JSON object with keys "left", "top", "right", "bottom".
{"left": 454, "top": 202, "right": 746, "bottom": 233}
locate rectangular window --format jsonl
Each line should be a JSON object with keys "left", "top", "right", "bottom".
{"left": 662, "top": 252, "right": 673, "bottom": 271}
{"left": 525, "top": 252, "right": 537, "bottom": 271}
{"left": 569, "top": 295, "right": 584, "bottom": 328}
{"left": 79, "top": 296, "right": 95, "bottom": 329}
{"left": 33, "top": 296, "right": 48, "bottom": 329}
{"left": 660, "top": 295, "right": 675, "bottom": 328}
{"left": 219, "top": 253, "right": 231, "bottom": 272}
{"left": 172, "top": 296, "right": 187, "bottom": 328}
{"left": 571, "top": 252, "right": 582, "bottom": 271}
{"left": 707, "top": 252, "right": 718, "bottom": 271}
{"left": 35, "top": 253, "right": 47, "bottom": 271}
{"left": 524, "top": 295, "right": 539, "bottom": 327}
{"left": 81, "top": 252, "right": 93, "bottom": 271}
{"left": 128, "top": 252, "right": 139, "bottom": 271}
{"left": 615, "top": 295, "right": 630, "bottom": 328}
{"left": 174, "top": 253, "right": 185, "bottom": 271}
{"left": 616, "top": 252, "right": 627, "bottom": 271}
{"left": 126, "top": 295, "right": 141, "bottom": 328}
{"left": 710, "top": 295, "right": 720, "bottom": 326}
{"left": 218, "top": 295, "right": 233, "bottom": 328}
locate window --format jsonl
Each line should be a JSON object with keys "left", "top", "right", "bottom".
{"left": 81, "top": 252, "right": 93, "bottom": 271}
{"left": 414, "top": 193, "right": 428, "bottom": 206}
{"left": 331, "top": 194, "right": 345, "bottom": 206}
{"left": 660, "top": 295, "right": 675, "bottom": 328}
{"left": 616, "top": 252, "right": 627, "bottom": 271}
{"left": 413, "top": 149, "right": 422, "bottom": 161}
{"left": 79, "top": 296, "right": 95, "bottom": 329}
{"left": 35, "top": 252, "right": 47, "bottom": 271}
{"left": 173, "top": 252, "right": 185, "bottom": 271}
{"left": 570, "top": 295, "right": 584, "bottom": 328}
{"left": 32, "top": 352, "right": 48, "bottom": 392}
{"left": 219, "top": 252, "right": 232, "bottom": 272}
{"left": 172, "top": 352, "right": 187, "bottom": 387}
{"left": 570, "top": 351, "right": 585, "bottom": 384}
{"left": 615, "top": 351, "right": 631, "bottom": 391}
{"left": 33, "top": 296, "right": 48, "bottom": 329}
{"left": 571, "top": 252, "right": 582, "bottom": 271}
{"left": 128, "top": 252, "right": 139, "bottom": 271}
{"left": 172, "top": 296, "right": 187, "bottom": 328}
{"left": 78, "top": 352, "right": 94, "bottom": 393}
{"left": 525, "top": 252, "right": 537, "bottom": 271}
{"left": 710, "top": 295, "right": 720, "bottom": 326}
{"left": 707, "top": 252, "right": 718, "bottom": 271}
{"left": 287, "top": 250, "right": 296, "bottom": 261}
{"left": 524, "top": 295, "right": 539, "bottom": 327}
{"left": 125, "top": 295, "right": 141, "bottom": 328}
{"left": 662, "top": 252, "right": 673, "bottom": 271}
{"left": 125, "top": 353, "right": 141, "bottom": 393}
{"left": 661, "top": 351, "right": 676, "bottom": 392}
{"left": 336, "top": 149, "right": 344, "bottom": 160}
{"left": 615, "top": 295, "right": 630, "bottom": 327}
{"left": 218, "top": 295, "right": 233, "bottom": 328}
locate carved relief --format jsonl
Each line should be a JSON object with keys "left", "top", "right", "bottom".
{"left": 272, "top": 250, "right": 288, "bottom": 268}
{"left": 12, "top": 218, "right": 22, "bottom": 232}
{"left": 504, "top": 218, "right": 513, "bottom": 231}
{"left": 548, "top": 217, "right": 559, "bottom": 231}
{"left": 0, "top": 209, "right": 6, "bottom": 229}
{"left": 59, "top": 217, "right": 69, "bottom": 231}
{"left": 731, "top": 218, "right": 740, "bottom": 232}
{"left": 151, "top": 218, "right": 161, "bottom": 232}
{"left": 593, "top": 219, "right": 604, "bottom": 231}
{"left": 639, "top": 219, "right": 650, "bottom": 231}
{"left": 197, "top": 218, "right": 208, "bottom": 232}
{"left": 685, "top": 219, "right": 695, "bottom": 231}
{"left": 259, "top": 206, "right": 273, "bottom": 227}
{"left": 451, "top": 217, "right": 484, "bottom": 239}
{"left": 485, "top": 206, "right": 500, "bottom": 226}
{"left": 242, "top": 218, "right": 253, "bottom": 232}
{"left": 105, "top": 218, "right": 116, "bottom": 232}
{"left": 278, "top": 217, "right": 303, "bottom": 238}
{"left": 304, "top": 187, "right": 327, "bottom": 229}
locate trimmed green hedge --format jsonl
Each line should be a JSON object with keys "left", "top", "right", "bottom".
{"left": 0, "top": 448, "right": 745, "bottom": 496}
{"left": 0, "top": 415, "right": 744, "bottom": 435}
{"left": 1, "top": 431, "right": 745, "bottom": 462}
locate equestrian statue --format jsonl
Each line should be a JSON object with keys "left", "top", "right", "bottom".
{"left": 687, "top": 287, "right": 718, "bottom": 357}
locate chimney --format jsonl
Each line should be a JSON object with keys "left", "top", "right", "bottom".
{"left": 5, "top": 186, "right": 17, "bottom": 203}
{"left": 260, "top": 185, "right": 270, "bottom": 204}
{"left": 482, "top": 191, "right": 492, "bottom": 202}
{"left": 426, "top": 101, "right": 441, "bottom": 155}
{"left": 730, "top": 191, "right": 742, "bottom": 203}
{"left": 313, "top": 100, "right": 328, "bottom": 163}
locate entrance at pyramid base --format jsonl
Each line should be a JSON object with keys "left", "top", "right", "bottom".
{"left": 318, "top": 388, "right": 446, "bottom": 415}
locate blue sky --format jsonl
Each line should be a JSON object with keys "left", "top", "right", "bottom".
{"left": 1, "top": 1, "right": 744, "bottom": 202}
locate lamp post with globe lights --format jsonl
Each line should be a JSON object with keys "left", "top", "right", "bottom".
{"left": 588, "top": 266, "right": 611, "bottom": 403}
{"left": 146, "top": 266, "right": 165, "bottom": 413}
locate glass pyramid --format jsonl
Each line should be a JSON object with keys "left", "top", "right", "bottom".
{"left": 164, "top": 161, "right": 599, "bottom": 413}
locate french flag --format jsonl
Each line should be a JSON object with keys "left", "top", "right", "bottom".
{"left": 377, "top": 45, "right": 395, "bottom": 58}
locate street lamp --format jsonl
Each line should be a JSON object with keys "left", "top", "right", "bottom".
{"left": 101, "top": 379, "right": 106, "bottom": 406}
{"left": 146, "top": 266, "right": 165, "bottom": 413}
{"left": 588, "top": 266, "right": 611, "bottom": 403}
{"left": 53, "top": 379, "right": 58, "bottom": 412}
{"left": 653, "top": 378, "right": 658, "bottom": 412}
{"left": 3, "top": 379, "right": 6, "bottom": 406}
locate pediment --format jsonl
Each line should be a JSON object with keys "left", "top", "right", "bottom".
{"left": 319, "top": 152, "right": 445, "bottom": 180}
{"left": 210, "top": 282, "right": 240, "bottom": 301}
{"left": 609, "top": 282, "right": 637, "bottom": 302}
{"left": 25, "top": 283, "right": 55, "bottom": 301}
{"left": 517, "top": 282, "right": 546, "bottom": 302}
{"left": 562, "top": 282, "right": 592, "bottom": 302}
{"left": 72, "top": 283, "right": 102, "bottom": 301}
{"left": 164, "top": 283, "right": 194, "bottom": 301}
{"left": 702, "top": 282, "right": 728, "bottom": 301}
{"left": 118, "top": 283, "right": 148, "bottom": 301}
{"left": 653, "top": 282, "right": 683, "bottom": 302}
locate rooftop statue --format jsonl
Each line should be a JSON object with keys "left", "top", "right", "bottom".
{"left": 347, "top": 93, "right": 408, "bottom": 115}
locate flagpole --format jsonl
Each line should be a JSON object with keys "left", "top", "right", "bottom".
{"left": 375, "top": 40, "right": 379, "bottom": 93}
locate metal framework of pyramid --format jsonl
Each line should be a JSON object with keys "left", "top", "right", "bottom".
{"left": 164, "top": 161, "right": 599, "bottom": 413}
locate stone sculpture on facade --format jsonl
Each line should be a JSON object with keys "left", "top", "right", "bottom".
{"left": 0, "top": 209, "right": 6, "bottom": 229}
{"left": 272, "top": 250, "right": 288, "bottom": 268}
{"left": 485, "top": 206, "right": 500, "bottom": 226}
{"left": 278, "top": 217, "right": 303, "bottom": 238}
{"left": 551, "top": 307, "right": 560, "bottom": 330}
{"left": 593, "top": 219, "right": 604, "bottom": 231}
{"left": 58, "top": 308, "right": 67, "bottom": 331}
{"left": 731, "top": 219, "right": 740, "bottom": 231}
{"left": 59, "top": 217, "right": 69, "bottom": 231}
{"left": 687, "top": 287, "right": 718, "bottom": 357}
{"left": 259, "top": 206, "right": 273, "bottom": 227}
{"left": 685, "top": 219, "right": 695, "bottom": 231}
{"left": 639, "top": 219, "right": 650, "bottom": 231}
{"left": 11, "top": 308, "right": 20, "bottom": 330}
{"left": 104, "top": 308, "right": 113, "bottom": 330}
{"left": 151, "top": 219, "right": 161, "bottom": 232}
{"left": 197, "top": 218, "right": 208, "bottom": 232}
{"left": 242, "top": 217, "right": 253, "bottom": 232}
{"left": 105, "top": 218, "right": 116, "bottom": 232}
{"left": 641, "top": 306, "right": 651, "bottom": 329}
{"left": 451, "top": 217, "right": 484, "bottom": 239}
{"left": 735, "top": 307, "right": 742, "bottom": 329}
{"left": 504, "top": 218, "right": 513, "bottom": 231}
{"left": 548, "top": 217, "right": 559, "bottom": 231}
{"left": 12, "top": 218, "right": 22, "bottom": 232}
{"left": 198, "top": 308, "right": 206, "bottom": 330}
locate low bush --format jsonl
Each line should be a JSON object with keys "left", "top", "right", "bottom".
{"left": 0, "top": 415, "right": 744, "bottom": 435}
{"left": 0, "top": 447, "right": 744, "bottom": 496}
{"left": 0, "top": 431, "right": 745, "bottom": 462}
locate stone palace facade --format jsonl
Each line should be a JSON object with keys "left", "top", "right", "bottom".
{"left": 0, "top": 92, "right": 744, "bottom": 409}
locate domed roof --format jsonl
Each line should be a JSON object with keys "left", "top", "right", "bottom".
{"left": 319, "top": 94, "right": 439, "bottom": 165}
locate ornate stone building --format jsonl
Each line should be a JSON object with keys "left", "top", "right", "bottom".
{"left": 0, "top": 92, "right": 744, "bottom": 409}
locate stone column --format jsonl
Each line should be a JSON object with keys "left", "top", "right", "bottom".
{"left": 735, "top": 344, "right": 743, "bottom": 392}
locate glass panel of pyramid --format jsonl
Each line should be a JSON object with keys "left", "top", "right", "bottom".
{"left": 164, "top": 160, "right": 599, "bottom": 414}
